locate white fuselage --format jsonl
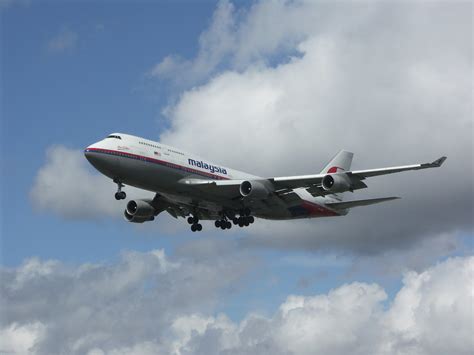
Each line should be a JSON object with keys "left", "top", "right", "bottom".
{"left": 84, "top": 133, "right": 341, "bottom": 220}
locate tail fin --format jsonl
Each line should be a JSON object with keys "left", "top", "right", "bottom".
{"left": 320, "top": 150, "right": 354, "bottom": 174}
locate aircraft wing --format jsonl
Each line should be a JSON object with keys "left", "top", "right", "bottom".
{"left": 349, "top": 156, "right": 447, "bottom": 179}
{"left": 179, "top": 156, "right": 446, "bottom": 200}
{"left": 325, "top": 196, "right": 400, "bottom": 210}
{"left": 178, "top": 178, "right": 243, "bottom": 198}
{"left": 270, "top": 156, "right": 447, "bottom": 195}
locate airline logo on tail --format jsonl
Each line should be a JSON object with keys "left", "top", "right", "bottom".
{"left": 327, "top": 166, "right": 345, "bottom": 173}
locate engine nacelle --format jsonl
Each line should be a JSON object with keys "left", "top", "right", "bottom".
{"left": 240, "top": 180, "right": 270, "bottom": 199}
{"left": 321, "top": 174, "right": 352, "bottom": 193}
{"left": 124, "top": 210, "right": 155, "bottom": 223}
{"left": 124, "top": 199, "right": 155, "bottom": 223}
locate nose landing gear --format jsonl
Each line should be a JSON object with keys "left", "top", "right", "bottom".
{"left": 113, "top": 179, "right": 126, "bottom": 200}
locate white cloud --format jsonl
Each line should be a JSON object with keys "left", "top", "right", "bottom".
{"left": 0, "top": 246, "right": 256, "bottom": 355}
{"left": 31, "top": 1, "right": 472, "bottom": 257}
{"left": 1, "top": 253, "right": 472, "bottom": 354}
{"left": 47, "top": 30, "right": 78, "bottom": 53}
{"left": 155, "top": 1, "right": 472, "bottom": 255}
{"left": 0, "top": 322, "right": 45, "bottom": 355}
{"left": 149, "top": 0, "right": 237, "bottom": 86}
{"left": 30, "top": 146, "right": 153, "bottom": 219}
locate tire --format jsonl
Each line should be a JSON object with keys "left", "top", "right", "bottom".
{"left": 115, "top": 192, "right": 121, "bottom": 200}
{"left": 226, "top": 221, "right": 232, "bottom": 229}
{"left": 119, "top": 191, "right": 126, "bottom": 199}
{"left": 191, "top": 224, "right": 197, "bottom": 232}
{"left": 215, "top": 220, "right": 221, "bottom": 228}
{"left": 249, "top": 216, "right": 255, "bottom": 224}
{"left": 232, "top": 218, "right": 239, "bottom": 225}
{"left": 187, "top": 217, "right": 194, "bottom": 224}
{"left": 193, "top": 216, "right": 199, "bottom": 224}
{"left": 196, "top": 224, "right": 202, "bottom": 231}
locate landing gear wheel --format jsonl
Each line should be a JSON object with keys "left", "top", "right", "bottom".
{"left": 188, "top": 217, "right": 195, "bottom": 225}
{"left": 113, "top": 179, "right": 126, "bottom": 200}
{"left": 215, "top": 220, "right": 221, "bottom": 228}
{"left": 232, "top": 218, "right": 239, "bottom": 225}
{"left": 114, "top": 191, "right": 126, "bottom": 200}
{"left": 226, "top": 221, "right": 232, "bottom": 229}
{"left": 249, "top": 216, "right": 255, "bottom": 224}
{"left": 191, "top": 223, "right": 202, "bottom": 232}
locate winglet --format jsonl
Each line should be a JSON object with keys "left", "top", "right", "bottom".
{"left": 430, "top": 156, "right": 447, "bottom": 167}
{"left": 421, "top": 156, "right": 447, "bottom": 169}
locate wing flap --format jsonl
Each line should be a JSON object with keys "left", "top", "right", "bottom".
{"left": 326, "top": 196, "right": 400, "bottom": 210}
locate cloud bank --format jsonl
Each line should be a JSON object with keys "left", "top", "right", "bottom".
{"left": 30, "top": 146, "right": 153, "bottom": 219}
{"left": 154, "top": 1, "right": 472, "bottom": 254}
{"left": 1, "top": 252, "right": 472, "bottom": 355}
{"left": 31, "top": 1, "right": 472, "bottom": 259}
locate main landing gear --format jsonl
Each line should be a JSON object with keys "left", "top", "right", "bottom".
{"left": 215, "top": 208, "right": 254, "bottom": 230}
{"left": 233, "top": 208, "right": 255, "bottom": 228}
{"left": 114, "top": 179, "right": 126, "bottom": 200}
{"left": 187, "top": 215, "right": 202, "bottom": 232}
{"left": 215, "top": 219, "right": 232, "bottom": 230}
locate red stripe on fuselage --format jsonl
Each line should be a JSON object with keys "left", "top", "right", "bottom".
{"left": 85, "top": 147, "right": 230, "bottom": 181}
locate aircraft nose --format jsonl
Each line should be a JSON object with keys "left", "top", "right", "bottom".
{"left": 84, "top": 143, "right": 100, "bottom": 165}
{"left": 84, "top": 142, "right": 119, "bottom": 178}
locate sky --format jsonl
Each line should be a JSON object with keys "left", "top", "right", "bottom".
{"left": 1, "top": 1, "right": 473, "bottom": 354}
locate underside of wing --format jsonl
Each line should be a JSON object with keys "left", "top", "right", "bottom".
{"left": 178, "top": 178, "right": 245, "bottom": 199}
{"left": 270, "top": 174, "right": 368, "bottom": 197}
{"left": 325, "top": 196, "right": 400, "bottom": 210}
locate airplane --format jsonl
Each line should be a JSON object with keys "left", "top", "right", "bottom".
{"left": 84, "top": 133, "right": 446, "bottom": 232}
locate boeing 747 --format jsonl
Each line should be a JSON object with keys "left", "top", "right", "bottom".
{"left": 84, "top": 133, "right": 446, "bottom": 232}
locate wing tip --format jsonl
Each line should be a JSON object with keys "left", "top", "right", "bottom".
{"left": 422, "top": 156, "right": 447, "bottom": 169}
{"left": 432, "top": 156, "right": 447, "bottom": 167}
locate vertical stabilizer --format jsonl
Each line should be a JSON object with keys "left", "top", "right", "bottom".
{"left": 320, "top": 150, "right": 354, "bottom": 174}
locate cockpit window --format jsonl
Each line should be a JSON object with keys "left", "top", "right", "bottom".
{"left": 106, "top": 135, "right": 122, "bottom": 140}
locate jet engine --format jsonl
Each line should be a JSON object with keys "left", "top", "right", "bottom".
{"left": 321, "top": 174, "right": 352, "bottom": 193}
{"left": 123, "top": 199, "right": 155, "bottom": 223}
{"left": 240, "top": 180, "right": 270, "bottom": 199}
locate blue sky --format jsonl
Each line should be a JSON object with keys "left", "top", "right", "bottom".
{"left": 2, "top": 1, "right": 215, "bottom": 262}
{"left": 1, "top": 1, "right": 472, "bottom": 354}
{"left": 1, "top": 0, "right": 356, "bottom": 320}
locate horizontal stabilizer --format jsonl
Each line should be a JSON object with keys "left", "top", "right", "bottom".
{"left": 326, "top": 197, "right": 400, "bottom": 210}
